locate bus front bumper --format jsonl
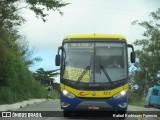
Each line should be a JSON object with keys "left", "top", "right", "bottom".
{"left": 60, "top": 94, "right": 127, "bottom": 111}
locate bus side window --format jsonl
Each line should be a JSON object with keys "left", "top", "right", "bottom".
{"left": 152, "top": 89, "right": 159, "bottom": 96}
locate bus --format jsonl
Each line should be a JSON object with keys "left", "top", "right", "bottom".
{"left": 145, "top": 85, "right": 160, "bottom": 108}
{"left": 55, "top": 34, "right": 135, "bottom": 117}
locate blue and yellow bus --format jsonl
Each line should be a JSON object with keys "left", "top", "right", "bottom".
{"left": 55, "top": 34, "right": 135, "bottom": 116}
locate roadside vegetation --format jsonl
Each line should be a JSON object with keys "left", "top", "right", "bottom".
{"left": 128, "top": 90, "right": 144, "bottom": 107}
{"left": 52, "top": 83, "right": 60, "bottom": 99}
{"left": 128, "top": 8, "right": 160, "bottom": 106}
{"left": 33, "top": 68, "right": 60, "bottom": 99}
{"left": 129, "top": 101, "right": 144, "bottom": 107}
{"left": 0, "top": 0, "right": 67, "bottom": 104}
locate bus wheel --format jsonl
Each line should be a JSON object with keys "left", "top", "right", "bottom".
{"left": 63, "top": 111, "right": 71, "bottom": 117}
{"left": 145, "top": 102, "right": 150, "bottom": 108}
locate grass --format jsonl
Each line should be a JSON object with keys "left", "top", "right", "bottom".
{"left": 48, "top": 89, "right": 60, "bottom": 99}
{"left": 129, "top": 100, "right": 144, "bottom": 107}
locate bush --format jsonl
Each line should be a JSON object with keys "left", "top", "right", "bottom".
{"left": 0, "top": 49, "right": 47, "bottom": 104}
{"left": 128, "top": 90, "right": 143, "bottom": 103}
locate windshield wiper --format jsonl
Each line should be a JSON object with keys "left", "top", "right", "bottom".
{"left": 76, "top": 66, "right": 90, "bottom": 84}
{"left": 100, "top": 65, "right": 113, "bottom": 84}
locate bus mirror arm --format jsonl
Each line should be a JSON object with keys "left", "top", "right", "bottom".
{"left": 127, "top": 44, "right": 136, "bottom": 63}
{"left": 55, "top": 46, "right": 63, "bottom": 66}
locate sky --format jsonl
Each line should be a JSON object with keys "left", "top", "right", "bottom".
{"left": 20, "top": 0, "right": 160, "bottom": 82}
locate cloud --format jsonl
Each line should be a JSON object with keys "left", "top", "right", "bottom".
{"left": 21, "top": 0, "right": 159, "bottom": 49}
{"left": 21, "top": 0, "right": 160, "bottom": 73}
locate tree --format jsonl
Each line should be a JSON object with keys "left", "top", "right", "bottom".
{"left": 17, "top": 37, "right": 42, "bottom": 67}
{"left": 27, "top": 0, "right": 69, "bottom": 22}
{"left": 0, "top": 0, "right": 68, "bottom": 22}
{"left": 131, "top": 8, "right": 160, "bottom": 99}
{"left": 33, "top": 68, "right": 60, "bottom": 86}
{"left": 0, "top": 0, "right": 68, "bottom": 66}
{"left": 0, "top": 0, "right": 67, "bottom": 103}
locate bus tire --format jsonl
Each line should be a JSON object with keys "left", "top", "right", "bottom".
{"left": 63, "top": 111, "right": 71, "bottom": 117}
{"left": 145, "top": 102, "right": 150, "bottom": 108}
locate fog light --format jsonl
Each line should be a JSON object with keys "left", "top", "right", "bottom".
{"left": 61, "top": 102, "right": 70, "bottom": 108}
{"left": 118, "top": 103, "right": 127, "bottom": 108}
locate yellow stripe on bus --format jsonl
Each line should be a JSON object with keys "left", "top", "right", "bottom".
{"left": 64, "top": 34, "right": 126, "bottom": 40}
{"left": 60, "top": 83, "right": 128, "bottom": 98}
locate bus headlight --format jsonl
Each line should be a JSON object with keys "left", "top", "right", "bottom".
{"left": 61, "top": 89, "right": 75, "bottom": 98}
{"left": 113, "top": 89, "right": 128, "bottom": 99}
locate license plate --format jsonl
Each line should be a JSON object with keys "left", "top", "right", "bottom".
{"left": 88, "top": 106, "right": 99, "bottom": 110}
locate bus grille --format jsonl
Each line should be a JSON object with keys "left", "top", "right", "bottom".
{"left": 76, "top": 101, "right": 112, "bottom": 109}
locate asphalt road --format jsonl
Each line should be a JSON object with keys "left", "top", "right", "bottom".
{"left": 1, "top": 99, "right": 160, "bottom": 120}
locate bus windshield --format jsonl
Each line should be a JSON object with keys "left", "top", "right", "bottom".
{"left": 62, "top": 42, "right": 127, "bottom": 84}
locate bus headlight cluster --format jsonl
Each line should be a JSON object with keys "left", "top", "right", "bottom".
{"left": 61, "top": 89, "right": 75, "bottom": 98}
{"left": 113, "top": 89, "right": 128, "bottom": 99}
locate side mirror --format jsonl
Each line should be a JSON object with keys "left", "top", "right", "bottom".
{"left": 55, "top": 55, "right": 60, "bottom": 66}
{"left": 130, "top": 52, "right": 135, "bottom": 63}
{"left": 128, "top": 44, "right": 136, "bottom": 63}
{"left": 55, "top": 46, "right": 63, "bottom": 66}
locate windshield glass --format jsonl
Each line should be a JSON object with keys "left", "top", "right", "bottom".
{"left": 62, "top": 42, "right": 127, "bottom": 84}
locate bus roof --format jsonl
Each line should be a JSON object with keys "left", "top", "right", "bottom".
{"left": 153, "top": 85, "right": 160, "bottom": 89}
{"left": 64, "top": 34, "right": 126, "bottom": 40}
